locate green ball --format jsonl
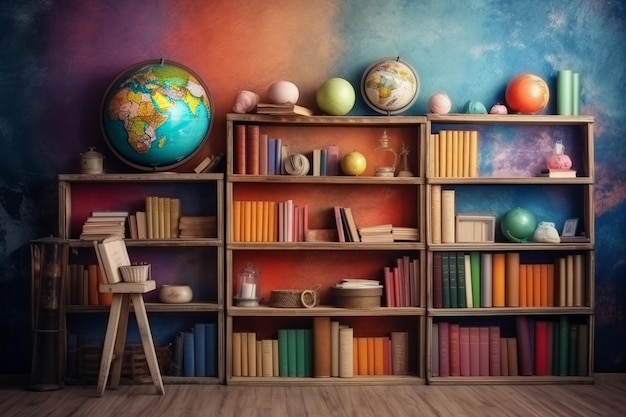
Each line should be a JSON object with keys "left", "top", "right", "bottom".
{"left": 501, "top": 207, "right": 537, "bottom": 243}
{"left": 464, "top": 100, "right": 487, "bottom": 114}
{"left": 316, "top": 78, "right": 356, "bottom": 116}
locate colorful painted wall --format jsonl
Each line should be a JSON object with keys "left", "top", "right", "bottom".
{"left": 1, "top": 0, "right": 624, "bottom": 374}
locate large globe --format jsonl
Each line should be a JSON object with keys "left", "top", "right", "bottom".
{"left": 361, "top": 57, "right": 419, "bottom": 115}
{"left": 101, "top": 60, "right": 213, "bottom": 171}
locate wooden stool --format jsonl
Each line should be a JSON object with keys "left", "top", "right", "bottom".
{"left": 96, "top": 280, "right": 164, "bottom": 396}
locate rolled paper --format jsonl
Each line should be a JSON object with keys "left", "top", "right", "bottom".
{"left": 572, "top": 72, "right": 580, "bottom": 115}
{"left": 557, "top": 70, "right": 573, "bottom": 115}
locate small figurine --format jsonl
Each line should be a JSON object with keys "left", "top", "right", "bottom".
{"left": 547, "top": 140, "right": 572, "bottom": 170}
{"left": 397, "top": 142, "right": 413, "bottom": 177}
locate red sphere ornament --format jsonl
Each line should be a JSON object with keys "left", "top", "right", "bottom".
{"left": 505, "top": 73, "right": 550, "bottom": 114}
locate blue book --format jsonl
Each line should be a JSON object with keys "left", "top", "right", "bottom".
{"left": 194, "top": 324, "right": 206, "bottom": 377}
{"left": 274, "top": 137, "right": 282, "bottom": 174}
{"left": 205, "top": 323, "right": 217, "bottom": 377}
{"left": 183, "top": 332, "right": 195, "bottom": 377}
{"left": 268, "top": 139, "right": 277, "bottom": 175}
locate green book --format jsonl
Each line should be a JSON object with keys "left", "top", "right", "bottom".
{"left": 559, "top": 316, "right": 569, "bottom": 376}
{"left": 287, "top": 329, "right": 297, "bottom": 377}
{"left": 470, "top": 252, "right": 481, "bottom": 308}
{"left": 449, "top": 252, "right": 458, "bottom": 308}
{"left": 278, "top": 329, "right": 289, "bottom": 377}
{"left": 568, "top": 324, "right": 578, "bottom": 376}
{"left": 442, "top": 252, "right": 451, "bottom": 308}
{"left": 456, "top": 252, "right": 466, "bottom": 308}
{"left": 296, "top": 329, "right": 306, "bottom": 377}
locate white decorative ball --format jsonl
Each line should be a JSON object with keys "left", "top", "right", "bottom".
{"left": 267, "top": 80, "right": 299, "bottom": 104}
{"left": 428, "top": 92, "right": 452, "bottom": 114}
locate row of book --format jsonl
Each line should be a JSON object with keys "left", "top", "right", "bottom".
{"left": 432, "top": 317, "right": 589, "bottom": 377}
{"left": 234, "top": 124, "right": 341, "bottom": 176}
{"left": 66, "top": 263, "right": 112, "bottom": 306}
{"left": 232, "top": 200, "right": 306, "bottom": 242}
{"left": 383, "top": 256, "right": 421, "bottom": 307}
{"left": 427, "top": 130, "right": 479, "bottom": 178}
{"left": 432, "top": 252, "right": 587, "bottom": 309}
{"left": 170, "top": 323, "right": 218, "bottom": 377}
{"left": 232, "top": 321, "right": 410, "bottom": 378}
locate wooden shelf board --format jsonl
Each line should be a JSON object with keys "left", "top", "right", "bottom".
{"left": 226, "top": 375, "right": 426, "bottom": 386}
{"left": 228, "top": 305, "right": 426, "bottom": 317}
{"left": 428, "top": 306, "right": 593, "bottom": 317}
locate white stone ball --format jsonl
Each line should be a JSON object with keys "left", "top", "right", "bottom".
{"left": 267, "top": 80, "right": 299, "bottom": 104}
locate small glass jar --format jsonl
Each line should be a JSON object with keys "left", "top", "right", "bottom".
{"left": 235, "top": 263, "right": 261, "bottom": 306}
{"left": 373, "top": 130, "right": 398, "bottom": 177}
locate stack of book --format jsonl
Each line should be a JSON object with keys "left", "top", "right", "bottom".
{"left": 79, "top": 211, "right": 128, "bottom": 240}
{"left": 358, "top": 224, "right": 393, "bottom": 243}
{"left": 392, "top": 226, "right": 419, "bottom": 241}
{"left": 178, "top": 216, "right": 217, "bottom": 238}
{"left": 255, "top": 102, "right": 313, "bottom": 116}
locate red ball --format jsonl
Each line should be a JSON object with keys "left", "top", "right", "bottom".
{"left": 505, "top": 73, "right": 550, "bottom": 114}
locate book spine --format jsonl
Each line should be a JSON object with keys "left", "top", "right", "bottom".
{"left": 390, "top": 331, "right": 408, "bottom": 375}
{"left": 492, "top": 253, "right": 506, "bottom": 307}
{"left": 313, "top": 317, "right": 331, "bottom": 377}
{"left": 432, "top": 252, "right": 443, "bottom": 308}
{"left": 469, "top": 326, "right": 480, "bottom": 376}
{"left": 206, "top": 323, "right": 217, "bottom": 377}
{"left": 505, "top": 252, "right": 520, "bottom": 307}
{"left": 431, "top": 323, "right": 439, "bottom": 377}
{"left": 489, "top": 326, "right": 501, "bottom": 376}
{"left": 338, "top": 326, "right": 353, "bottom": 378}
{"left": 183, "top": 331, "right": 195, "bottom": 377}
{"left": 232, "top": 332, "right": 241, "bottom": 377}
{"left": 194, "top": 323, "right": 207, "bottom": 377}
{"left": 438, "top": 322, "right": 450, "bottom": 377}
{"left": 449, "top": 323, "right": 460, "bottom": 376}
{"left": 470, "top": 252, "right": 481, "bottom": 308}
{"left": 516, "top": 316, "right": 533, "bottom": 376}
{"left": 430, "top": 185, "right": 442, "bottom": 244}
{"left": 278, "top": 329, "right": 289, "bottom": 377}
{"left": 480, "top": 253, "right": 493, "bottom": 308}
{"left": 441, "top": 190, "right": 455, "bottom": 243}
{"left": 478, "top": 326, "right": 490, "bottom": 376}
{"left": 459, "top": 326, "right": 470, "bottom": 376}
{"left": 295, "top": 329, "right": 306, "bottom": 377}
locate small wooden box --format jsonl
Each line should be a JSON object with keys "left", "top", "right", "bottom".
{"left": 456, "top": 214, "right": 496, "bottom": 243}
{"left": 331, "top": 287, "right": 382, "bottom": 309}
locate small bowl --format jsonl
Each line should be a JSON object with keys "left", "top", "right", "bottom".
{"left": 159, "top": 284, "right": 193, "bottom": 304}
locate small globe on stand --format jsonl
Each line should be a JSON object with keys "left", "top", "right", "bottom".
{"left": 101, "top": 59, "right": 214, "bottom": 171}
{"left": 361, "top": 57, "right": 420, "bottom": 115}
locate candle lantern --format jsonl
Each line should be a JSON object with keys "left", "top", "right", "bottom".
{"left": 373, "top": 130, "right": 398, "bottom": 177}
{"left": 234, "top": 263, "right": 261, "bottom": 307}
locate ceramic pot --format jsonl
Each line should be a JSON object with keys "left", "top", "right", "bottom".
{"left": 159, "top": 284, "right": 193, "bottom": 304}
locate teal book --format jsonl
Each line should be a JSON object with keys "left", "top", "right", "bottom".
{"left": 449, "top": 252, "right": 458, "bottom": 308}
{"left": 470, "top": 252, "right": 481, "bottom": 308}
{"left": 456, "top": 252, "right": 466, "bottom": 308}
{"left": 194, "top": 323, "right": 207, "bottom": 377}
{"left": 568, "top": 324, "right": 578, "bottom": 376}
{"left": 205, "top": 323, "right": 217, "bottom": 377}
{"left": 442, "top": 252, "right": 451, "bottom": 308}
{"left": 296, "top": 329, "right": 306, "bottom": 377}
{"left": 304, "top": 328, "right": 313, "bottom": 376}
{"left": 559, "top": 316, "right": 569, "bottom": 376}
{"left": 287, "top": 329, "right": 297, "bottom": 377}
{"left": 278, "top": 329, "right": 289, "bottom": 377}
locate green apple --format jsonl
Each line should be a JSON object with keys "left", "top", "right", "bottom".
{"left": 341, "top": 150, "right": 367, "bottom": 176}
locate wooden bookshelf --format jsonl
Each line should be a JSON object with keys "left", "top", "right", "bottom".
{"left": 225, "top": 114, "right": 427, "bottom": 385}
{"left": 425, "top": 114, "right": 595, "bottom": 384}
{"left": 57, "top": 173, "right": 225, "bottom": 385}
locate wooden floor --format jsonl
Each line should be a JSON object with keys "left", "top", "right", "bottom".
{"left": 1, "top": 374, "right": 625, "bottom": 417}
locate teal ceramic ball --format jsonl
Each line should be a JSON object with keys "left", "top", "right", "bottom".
{"left": 316, "top": 77, "right": 356, "bottom": 116}
{"left": 501, "top": 207, "right": 537, "bottom": 243}
{"left": 464, "top": 100, "right": 488, "bottom": 114}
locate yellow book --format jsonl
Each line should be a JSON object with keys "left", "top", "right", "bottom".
{"left": 163, "top": 197, "right": 171, "bottom": 239}
{"left": 430, "top": 185, "right": 442, "bottom": 244}
{"left": 357, "top": 337, "right": 368, "bottom": 375}
{"left": 261, "top": 339, "right": 273, "bottom": 377}
{"left": 256, "top": 339, "right": 262, "bottom": 377}
{"left": 170, "top": 198, "right": 180, "bottom": 238}
{"left": 241, "top": 332, "right": 248, "bottom": 376}
{"left": 433, "top": 133, "right": 440, "bottom": 177}
{"left": 145, "top": 196, "right": 154, "bottom": 239}
{"left": 428, "top": 133, "right": 437, "bottom": 178}
{"left": 451, "top": 130, "right": 459, "bottom": 177}
{"left": 232, "top": 332, "right": 242, "bottom": 377}
{"left": 439, "top": 130, "right": 447, "bottom": 178}
{"left": 158, "top": 196, "right": 165, "bottom": 239}
{"left": 446, "top": 130, "right": 453, "bottom": 177}
{"left": 441, "top": 189, "right": 455, "bottom": 244}
{"left": 462, "top": 130, "right": 471, "bottom": 177}
{"left": 469, "top": 130, "right": 478, "bottom": 177}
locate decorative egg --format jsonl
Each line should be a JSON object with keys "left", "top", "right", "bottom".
{"left": 267, "top": 80, "right": 299, "bottom": 104}
{"left": 232, "top": 90, "right": 260, "bottom": 113}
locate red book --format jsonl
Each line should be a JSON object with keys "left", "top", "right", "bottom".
{"left": 396, "top": 258, "right": 405, "bottom": 307}
{"left": 432, "top": 252, "right": 443, "bottom": 308}
{"left": 469, "top": 327, "right": 480, "bottom": 376}
{"left": 384, "top": 266, "right": 395, "bottom": 307}
{"left": 449, "top": 324, "right": 460, "bottom": 376}
{"left": 234, "top": 124, "right": 246, "bottom": 174}
{"left": 516, "top": 316, "right": 533, "bottom": 376}
{"left": 534, "top": 321, "right": 548, "bottom": 376}
{"left": 393, "top": 267, "right": 402, "bottom": 307}
{"left": 459, "top": 327, "right": 470, "bottom": 376}
{"left": 403, "top": 256, "right": 411, "bottom": 307}
{"left": 438, "top": 322, "right": 450, "bottom": 377}
{"left": 246, "top": 125, "right": 260, "bottom": 175}
{"left": 326, "top": 145, "right": 339, "bottom": 176}
{"left": 478, "top": 327, "right": 490, "bottom": 376}
{"left": 489, "top": 326, "right": 501, "bottom": 376}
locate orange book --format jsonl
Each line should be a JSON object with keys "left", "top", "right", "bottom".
{"left": 233, "top": 201, "right": 241, "bottom": 242}
{"left": 492, "top": 253, "right": 506, "bottom": 307}
{"left": 96, "top": 266, "right": 112, "bottom": 305}
{"left": 250, "top": 201, "right": 257, "bottom": 242}
{"left": 243, "top": 201, "right": 252, "bottom": 242}
{"left": 353, "top": 338, "right": 359, "bottom": 376}
{"left": 262, "top": 201, "right": 270, "bottom": 242}
{"left": 526, "top": 263, "right": 534, "bottom": 307}
{"left": 374, "top": 337, "right": 385, "bottom": 375}
{"left": 367, "top": 337, "right": 375, "bottom": 375}
{"left": 519, "top": 264, "right": 528, "bottom": 307}
{"left": 383, "top": 338, "right": 391, "bottom": 375}
{"left": 255, "top": 200, "right": 264, "bottom": 242}
{"left": 505, "top": 252, "right": 520, "bottom": 307}
{"left": 540, "top": 264, "right": 549, "bottom": 307}
{"left": 312, "top": 317, "right": 331, "bottom": 377}
{"left": 533, "top": 264, "right": 541, "bottom": 307}
{"left": 87, "top": 264, "right": 99, "bottom": 305}
{"left": 357, "top": 338, "right": 368, "bottom": 375}
{"left": 547, "top": 263, "right": 555, "bottom": 307}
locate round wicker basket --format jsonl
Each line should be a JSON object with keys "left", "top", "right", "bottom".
{"left": 269, "top": 287, "right": 319, "bottom": 308}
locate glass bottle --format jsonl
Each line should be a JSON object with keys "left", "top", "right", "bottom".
{"left": 373, "top": 130, "right": 398, "bottom": 177}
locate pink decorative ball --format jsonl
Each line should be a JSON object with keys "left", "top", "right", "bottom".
{"left": 428, "top": 92, "right": 452, "bottom": 114}
{"left": 490, "top": 103, "right": 508, "bottom": 114}
{"left": 267, "top": 80, "right": 299, "bottom": 104}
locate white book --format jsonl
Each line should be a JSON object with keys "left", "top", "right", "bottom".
{"left": 94, "top": 237, "right": 131, "bottom": 284}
